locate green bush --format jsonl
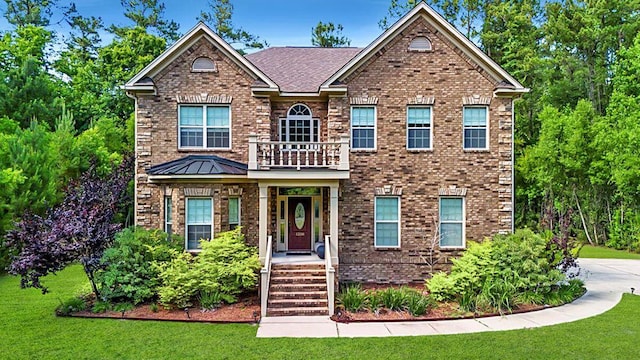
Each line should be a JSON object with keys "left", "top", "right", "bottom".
{"left": 57, "top": 297, "right": 87, "bottom": 315}
{"left": 95, "top": 227, "right": 182, "bottom": 305}
{"left": 156, "top": 228, "right": 260, "bottom": 309}
{"left": 337, "top": 284, "right": 367, "bottom": 312}
{"left": 0, "top": 243, "right": 12, "bottom": 273}
{"left": 379, "top": 287, "right": 412, "bottom": 311}
{"left": 427, "top": 229, "right": 575, "bottom": 313}
{"left": 405, "top": 289, "right": 432, "bottom": 316}
{"left": 199, "top": 290, "right": 235, "bottom": 310}
{"left": 92, "top": 301, "right": 111, "bottom": 313}
{"left": 337, "top": 284, "right": 433, "bottom": 315}
{"left": 365, "top": 290, "right": 384, "bottom": 312}
{"left": 607, "top": 209, "right": 640, "bottom": 252}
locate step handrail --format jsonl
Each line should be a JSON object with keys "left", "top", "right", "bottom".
{"left": 324, "top": 235, "right": 335, "bottom": 316}
{"left": 260, "top": 235, "right": 273, "bottom": 318}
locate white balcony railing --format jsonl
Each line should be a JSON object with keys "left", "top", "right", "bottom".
{"left": 249, "top": 134, "right": 349, "bottom": 171}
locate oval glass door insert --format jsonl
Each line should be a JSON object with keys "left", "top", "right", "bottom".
{"left": 294, "top": 203, "right": 305, "bottom": 229}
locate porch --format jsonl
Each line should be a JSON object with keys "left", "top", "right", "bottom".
{"left": 257, "top": 182, "right": 341, "bottom": 317}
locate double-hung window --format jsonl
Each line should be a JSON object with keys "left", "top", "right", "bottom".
{"left": 407, "top": 106, "right": 432, "bottom": 149}
{"left": 374, "top": 197, "right": 400, "bottom": 247}
{"left": 179, "top": 105, "right": 230, "bottom": 149}
{"left": 351, "top": 106, "right": 376, "bottom": 150}
{"left": 228, "top": 197, "right": 240, "bottom": 230}
{"left": 439, "top": 198, "right": 465, "bottom": 248}
{"left": 186, "top": 198, "right": 213, "bottom": 250}
{"left": 463, "top": 106, "right": 488, "bottom": 149}
{"left": 164, "top": 196, "right": 172, "bottom": 235}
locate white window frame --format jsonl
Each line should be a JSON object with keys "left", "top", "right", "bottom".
{"left": 406, "top": 106, "right": 433, "bottom": 150}
{"left": 374, "top": 196, "right": 401, "bottom": 248}
{"left": 185, "top": 197, "right": 214, "bottom": 252}
{"left": 228, "top": 196, "right": 241, "bottom": 230}
{"left": 178, "top": 104, "right": 232, "bottom": 150}
{"left": 462, "top": 106, "right": 489, "bottom": 150}
{"left": 439, "top": 197, "right": 466, "bottom": 249}
{"left": 279, "top": 104, "right": 319, "bottom": 144}
{"left": 350, "top": 106, "right": 377, "bottom": 151}
{"left": 164, "top": 196, "right": 172, "bottom": 235}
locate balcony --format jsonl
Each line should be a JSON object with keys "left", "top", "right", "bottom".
{"left": 248, "top": 134, "right": 350, "bottom": 180}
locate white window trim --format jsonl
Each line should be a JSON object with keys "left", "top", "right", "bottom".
{"left": 406, "top": 105, "right": 433, "bottom": 151}
{"left": 178, "top": 104, "right": 232, "bottom": 150}
{"left": 229, "top": 196, "right": 241, "bottom": 229}
{"left": 439, "top": 197, "right": 466, "bottom": 249}
{"left": 350, "top": 105, "right": 377, "bottom": 151}
{"left": 462, "top": 105, "right": 489, "bottom": 151}
{"left": 185, "top": 197, "right": 214, "bottom": 252}
{"left": 164, "top": 196, "right": 172, "bottom": 234}
{"left": 374, "top": 196, "right": 401, "bottom": 248}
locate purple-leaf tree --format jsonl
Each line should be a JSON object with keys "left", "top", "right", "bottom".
{"left": 6, "top": 154, "right": 133, "bottom": 296}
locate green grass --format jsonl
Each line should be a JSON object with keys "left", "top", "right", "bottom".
{"left": 2, "top": 266, "right": 640, "bottom": 359}
{"left": 579, "top": 244, "right": 640, "bottom": 259}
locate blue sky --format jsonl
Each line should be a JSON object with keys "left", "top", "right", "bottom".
{"left": 0, "top": 0, "right": 396, "bottom": 48}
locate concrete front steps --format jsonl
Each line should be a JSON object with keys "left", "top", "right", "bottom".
{"left": 267, "top": 263, "right": 329, "bottom": 316}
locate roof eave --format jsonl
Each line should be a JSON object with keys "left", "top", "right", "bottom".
{"left": 148, "top": 174, "right": 250, "bottom": 183}
{"left": 493, "top": 88, "right": 530, "bottom": 98}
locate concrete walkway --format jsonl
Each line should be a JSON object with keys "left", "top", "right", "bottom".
{"left": 256, "top": 258, "right": 640, "bottom": 338}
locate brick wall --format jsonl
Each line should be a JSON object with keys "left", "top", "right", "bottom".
{"left": 134, "top": 19, "right": 515, "bottom": 284}
{"left": 134, "top": 37, "right": 268, "bottom": 243}
{"left": 329, "top": 18, "right": 513, "bottom": 283}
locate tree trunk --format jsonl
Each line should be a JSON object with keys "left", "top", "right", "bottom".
{"left": 82, "top": 262, "right": 101, "bottom": 299}
{"left": 574, "top": 190, "right": 594, "bottom": 245}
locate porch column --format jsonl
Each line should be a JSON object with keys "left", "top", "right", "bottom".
{"left": 329, "top": 184, "right": 339, "bottom": 266}
{"left": 258, "top": 184, "right": 269, "bottom": 265}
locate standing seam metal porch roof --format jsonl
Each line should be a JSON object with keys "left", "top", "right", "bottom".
{"left": 147, "top": 155, "right": 247, "bottom": 176}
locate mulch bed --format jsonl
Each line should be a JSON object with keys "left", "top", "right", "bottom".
{"left": 67, "top": 295, "right": 261, "bottom": 324}
{"left": 331, "top": 302, "right": 548, "bottom": 323}
{"left": 63, "top": 287, "right": 578, "bottom": 324}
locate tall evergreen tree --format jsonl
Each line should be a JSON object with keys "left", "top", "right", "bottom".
{"left": 198, "top": 0, "right": 267, "bottom": 53}
{"left": 311, "top": 21, "right": 351, "bottom": 47}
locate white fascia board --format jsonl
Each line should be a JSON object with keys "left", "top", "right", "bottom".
{"left": 247, "top": 169, "right": 350, "bottom": 180}
{"left": 125, "top": 22, "right": 279, "bottom": 91}
{"left": 148, "top": 174, "right": 251, "bottom": 183}
{"left": 494, "top": 88, "right": 531, "bottom": 98}
{"left": 320, "top": 3, "right": 526, "bottom": 91}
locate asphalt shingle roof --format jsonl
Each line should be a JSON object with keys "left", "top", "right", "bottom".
{"left": 245, "top": 47, "right": 363, "bottom": 93}
{"left": 147, "top": 155, "right": 247, "bottom": 176}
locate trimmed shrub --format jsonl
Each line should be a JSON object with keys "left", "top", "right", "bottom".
{"left": 95, "top": 227, "right": 182, "bottom": 305}
{"left": 427, "top": 229, "right": 576, "bottom": 313}
{"left": 156, "top": 228, "right": 260, "bottom": 309}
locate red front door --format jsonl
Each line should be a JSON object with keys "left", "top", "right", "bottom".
{"left": 288, "top": 197, "right": 311, "bottom": 251}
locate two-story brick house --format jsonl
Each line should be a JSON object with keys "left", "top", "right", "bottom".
{"left": 125, "top": 3, "right": 527, "bottom": 316}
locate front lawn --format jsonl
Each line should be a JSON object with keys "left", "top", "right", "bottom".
{"left": 579, "top": 244, "right": 640, "bottom": 259}
{"left": 1, "top": 266, "right": 639, "bottom": 359}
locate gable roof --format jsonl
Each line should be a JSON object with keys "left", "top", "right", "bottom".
{"left": 245, "top": 47, "right": 362, "bottom": 93}
{"left": 124, "top": 22, "right": 278, "bottom": 92}
{"left": 147, "top": 155, "right": 247, "bottom": 176}
{"left": 321, "top": 2, "right": 528, "bottom": 95}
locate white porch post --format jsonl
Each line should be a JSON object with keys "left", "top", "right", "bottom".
{"left": 248, "top": 134, "right": 258, "bottom": 170}
{"left": 258, "top": 184, "right": 269, "bottom": 265}
{"left": 329, "top": 184, "right": 339, "bottom": 266}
